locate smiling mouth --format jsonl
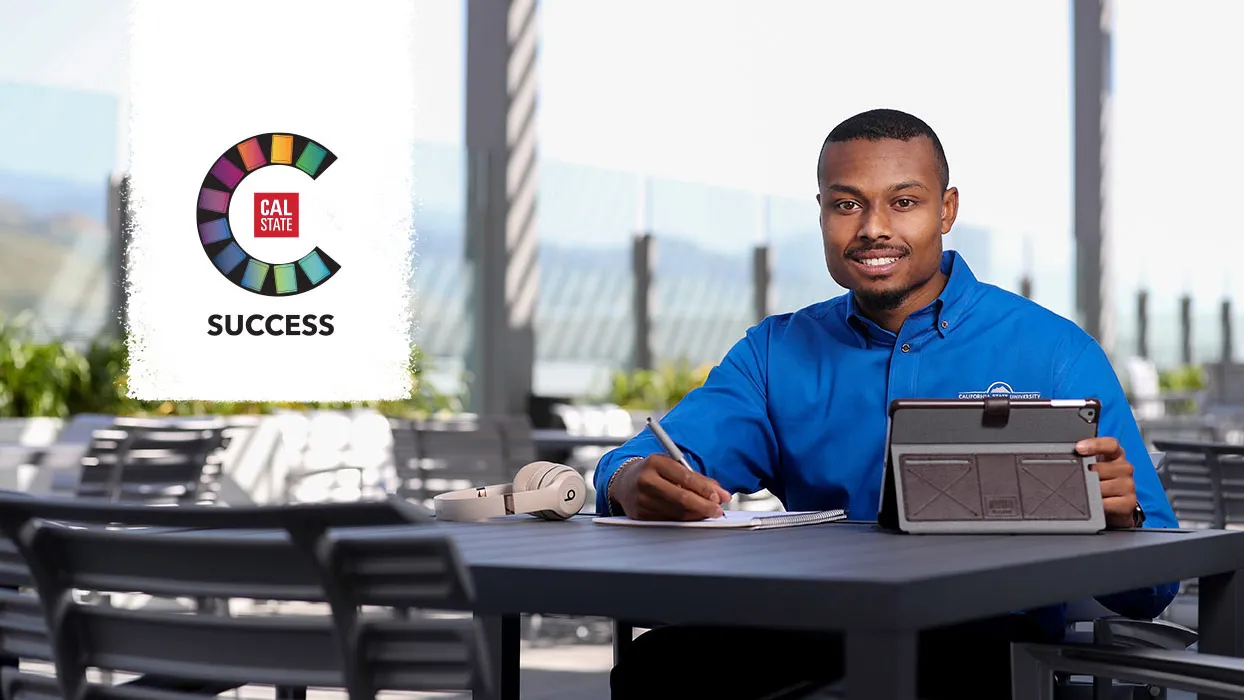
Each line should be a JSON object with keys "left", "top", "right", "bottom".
{"left": 848, "top": 249, "right": 907, "bottom": 274}
{"left": 854, "top": 255, "right": 903, "bottom": 268}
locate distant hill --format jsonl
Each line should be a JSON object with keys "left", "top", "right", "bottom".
{"left": 0, "top": 175, "right": 112, "bottom": 339}
{"left": 413, "top": 209, "right": 827, "bottom": 275}
{"left": 0, "top": 227, "right": 104, "bottom": 307}
{"left": 0, "top": 169, "right": 108, "bottom": 222}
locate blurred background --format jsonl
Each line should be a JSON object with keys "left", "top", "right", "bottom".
{"left": 2, "top": 0, "right": 1241, "bottom": 672}
{"left": 0, "top": 0, "right": 1236, "bottom": 421}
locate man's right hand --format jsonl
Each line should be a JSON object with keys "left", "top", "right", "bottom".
{"left": 608, "top": 454, "right": 732, "bottom": 520}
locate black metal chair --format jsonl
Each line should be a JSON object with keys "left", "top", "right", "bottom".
{"left": 1012, "top": 439, "right": 1244, "bottom": 699}
{"left": 76, "top": 417, "right": 230, "bottom": 504}
{"left": 1150, "top": 439, "right": 1244, "bottom": 631}
{"left": 497, "top": 414, "right": 539, "bottom": 480}
{"left": 1011, "top": 641, "right": 1244, "bottom": 700}
{"left": 389, "top": 417, "right": 421, "bottom": 495}
{"left": 1150, "top": 439, "right": 1244, "bottom": 531}
{"left": 0, "top": 493, "right": 489, "bottom": 700}
{"left": 399, "top": 417, "right": 510, "bottom": 509}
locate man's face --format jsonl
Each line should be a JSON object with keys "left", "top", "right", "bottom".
{"left": 817, "top": 136, "right": 958, "bottom": 311}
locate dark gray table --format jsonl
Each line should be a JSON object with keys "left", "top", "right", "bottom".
{"left": 349, "top": 517, "right": 1244, "bottom": 700}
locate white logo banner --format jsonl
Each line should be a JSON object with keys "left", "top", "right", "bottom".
{"left": 124, "top": 0, "right": 416, "bottom": 401}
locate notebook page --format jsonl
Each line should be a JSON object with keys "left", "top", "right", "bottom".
{"left": 592, "top": 510, "right": 846, "bottom": 529}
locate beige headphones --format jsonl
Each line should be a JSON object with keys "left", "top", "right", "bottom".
{"left": 433, "top": 461, "right": 587, "bottom": 522}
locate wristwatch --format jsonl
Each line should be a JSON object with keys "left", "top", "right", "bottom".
{"left": 1132, "top": 503, "right": 1146, "bottom": 528}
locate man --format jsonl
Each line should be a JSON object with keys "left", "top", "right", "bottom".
{"left": 593, "top": 108, "right": 1178, "bottom": 699}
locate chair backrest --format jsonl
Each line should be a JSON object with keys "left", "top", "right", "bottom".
{"left": 1204, "top": 362, "right": 1244, "bottom": 407}
{"left": 407, "top": 418, "right": 509, "bottom": 506}
{"left": 1151, "top": 439, "right": 1244, "bottom": 529}
{"left": 53, "top": 414, "right": 120, "bottom": 444}
{"left": 390, "top": 418, "right": 420, "bottom": 481}
{"left": 496, "top": 414, "right": 538, "bottom": 478}
{"left": 76, "top": 420, "right": 229, "bottom": 504}
{"left": 1139, "top": 416, "right": 1222, "bottom": 446}
{"left": 0, "top": 493, "right": 488, "bottom": 700}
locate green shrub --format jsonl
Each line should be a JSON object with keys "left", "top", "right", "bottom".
{"left": 604, "top": 358, "right": 711, "bottom": 410}
{"left": 0, "top": 312, "right": 461, "bottom": 418}
{"left": 1154, "top": 364, "right": 1207, "bottom": 416}
{"left": 1158, "top": 364, "right": 1207, "bottom": 393}
{"left": 0, "top": 312, "right": 92, "bottom": 418}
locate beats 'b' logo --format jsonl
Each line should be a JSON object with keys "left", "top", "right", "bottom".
{"left": 196, "top": 133, "right": 341, "bottom": 296}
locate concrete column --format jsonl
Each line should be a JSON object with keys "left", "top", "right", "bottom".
{"left": 752, "top": 244, "right": 772, "bottom": 323}
{"left": 107, "top": 174, "right": 130, "bottom": 338}
{"left": 465, "top": 0, "right": 540, "bottom": 417}
{"left": 1073, "top": 0, "right": 1115, "bottom": 352}
{"left": 1180, "top": 295, "right": 1193, "bottom": 366}
{"left": 1223, "top": 299, "right": 1233, "bottom": 364}
{"left": 632, "top": 232, "right": 656, "bottom": 370}
{"left": 1020, "top": 235, "right": 1034, "bottom": 300}
{"left": 1136, "top": 289, "right": 1149, "bottom": 359}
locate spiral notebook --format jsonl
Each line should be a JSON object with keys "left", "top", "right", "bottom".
{"left": 592, "top": 509, "right": 847, "bottom": 530}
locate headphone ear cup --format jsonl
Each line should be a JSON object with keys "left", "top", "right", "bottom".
{"left": 512, "top": 462, "right": 586, "bottom": 520}
{"left": 542, "top": 467, "right": 587, "bottom": 520}
{"left": 514, "top": 461, "right": 559, "bottom": 493}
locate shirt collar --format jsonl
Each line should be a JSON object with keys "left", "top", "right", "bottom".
{"left": 845, "top": 250, "right": 979, "bottom": 341}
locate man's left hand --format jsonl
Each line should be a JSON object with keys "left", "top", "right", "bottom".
{"left": 1076, "top": 437, "right": 1138, "bottom": 529}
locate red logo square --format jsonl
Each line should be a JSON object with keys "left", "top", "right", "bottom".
{"left": 254, "top": 192, "right": 299, "bottom": 238}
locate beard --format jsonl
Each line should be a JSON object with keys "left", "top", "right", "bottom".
{"left": 854, "top": 286, "right": 911, "bottom": 311}
{"left": 842, "top": 243, "right": 914, "bottom": 313}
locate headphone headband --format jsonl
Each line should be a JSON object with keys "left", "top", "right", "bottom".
{"left": 433, "top": 462, "right": 587, "bottom": 522}
{"left": 433, "top": 483, "right": 517, "bottom": 521}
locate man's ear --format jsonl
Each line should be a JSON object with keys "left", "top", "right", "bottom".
{"left": 941, "top": 186, "right": 959, "bottom": 234}
{"left": 815, "top": 193, "right": 821, "bottom": 206}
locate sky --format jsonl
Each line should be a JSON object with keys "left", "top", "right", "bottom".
{"left": 406, "top": 1, "right": 1069, "bottom": 240}
{"left": 0, "top": 0, "right": 124, "bottom": 184}
{"left": 2, "top": 0, "right": 1243, "bottom": 322}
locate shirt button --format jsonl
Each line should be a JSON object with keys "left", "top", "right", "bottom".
{"left": 901, "top": 343, "right": 911, "bottom": 353}
{"left": 941, "top": 321, "right": 949, "bottom": 329}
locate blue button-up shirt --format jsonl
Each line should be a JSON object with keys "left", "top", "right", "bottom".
{"left": 594, "top": 250, "right": 1180, "bottom": 637}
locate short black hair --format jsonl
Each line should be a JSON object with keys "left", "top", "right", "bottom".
{"left": 817, "top": 108, "right": 950, "bottom": 191}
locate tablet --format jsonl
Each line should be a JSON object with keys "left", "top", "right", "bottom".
{"left": 878, "top": 397, "right": 1105, "bottom": 534}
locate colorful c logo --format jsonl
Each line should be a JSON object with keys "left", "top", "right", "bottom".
{"left": 196, "top": 133, "right": 341, "bottom": 296}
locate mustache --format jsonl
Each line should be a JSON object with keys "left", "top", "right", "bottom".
{"left": 846, "top": 244, "right": 909, "bottom": 259}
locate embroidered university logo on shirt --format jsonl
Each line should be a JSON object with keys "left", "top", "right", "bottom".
{"left": 957, "top": 381, "right": 1041, "bottom": 399}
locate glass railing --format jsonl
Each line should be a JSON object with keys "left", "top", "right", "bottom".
{"left": 535, "top": 158, "right": 638, "bottom": 389}
{"left": 766, "top": 195, "right": 844, "bottom": 313}
{"left": 648, "top": 177, "right": 757, "bottom": 368}
{"left": 4, "top": 130, "right": 1233, "bottom": 402}
{"left": 409, "top": 141, "right": 469, "bottom": 354}
{"left": 1109, "top": 291, "right": 1242, "bottom": 372}
{"left": 0, "top": 81, "right": 119, "bottom": 344}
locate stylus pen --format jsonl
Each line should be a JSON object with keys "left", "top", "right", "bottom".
{"left": 647, "top": 416, "right": 694, "bottom": 472}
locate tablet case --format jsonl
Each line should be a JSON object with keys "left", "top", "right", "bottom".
{"left": 878, "top": 397, "right": 1106, "bottom": 534}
